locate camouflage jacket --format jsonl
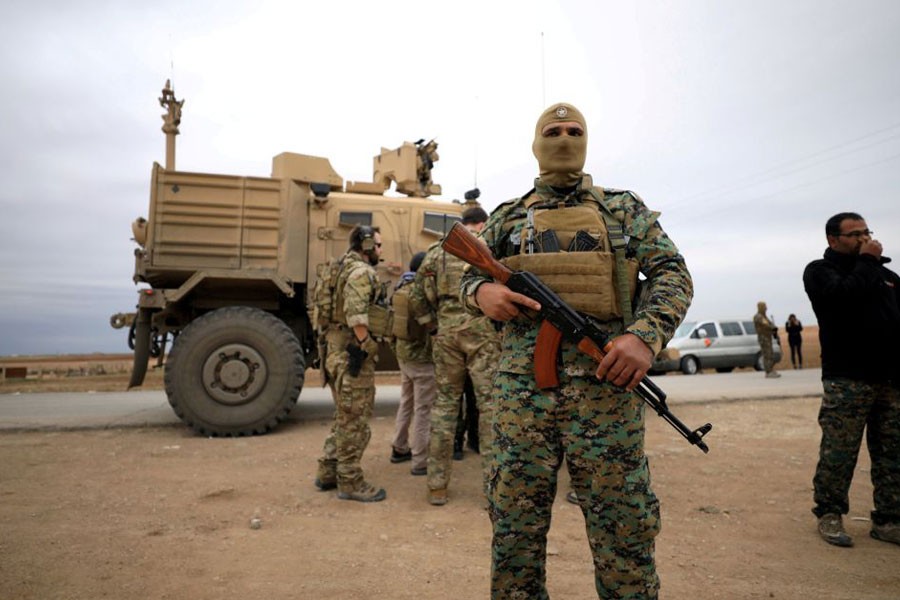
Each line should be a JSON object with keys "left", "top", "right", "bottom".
{"left": 410, "top": 240, "right": 497, "bottom": 337}
{"left": 459, "top": 175, "right": 693, "bottom": 375}
{"left": 753, "top": 312, "right": 777, "bottom": 339}
{"left": 333, "top": 250, "right": 382, "bottom": 330}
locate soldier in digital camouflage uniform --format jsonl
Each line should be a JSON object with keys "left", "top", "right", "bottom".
{"left": 459, "top": 103, "right": 693, "bottom": 599}
{"left": 753, "top": 301, "right": 780, "bottom": 378}
{"left": 803, "top": 212, "right": 900, "bottom": 548}
{"left": 410, "top": 205, "right": 501, "bottom": 506}
{"left": 315, "top": 225, "right": 389, "bottom": 503}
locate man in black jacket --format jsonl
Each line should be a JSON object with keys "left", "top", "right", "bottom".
{"left": 803, "top": 212, "right": 900, "bottom": 547}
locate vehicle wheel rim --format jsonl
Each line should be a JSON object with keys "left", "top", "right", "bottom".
{"left": 202, "top": 343, "right": 268, "bottom": 405}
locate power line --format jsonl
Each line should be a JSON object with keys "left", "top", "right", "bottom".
{"left": 674, "top": 122, "right": 900, "bottom": 206}
{"left": 683, "top": 150, "right": 900, "bottom": 223}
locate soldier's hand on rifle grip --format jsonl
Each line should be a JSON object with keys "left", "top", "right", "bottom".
{"left": 474, "top": 282, "right": 542, "bottom": 321}
{"left": 594, "top": 333, "right": 654, "bottom": 391}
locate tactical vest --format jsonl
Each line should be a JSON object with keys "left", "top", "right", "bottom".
{"left": 390, "top": 277, "right": 428, "bottom": 341}
{"left": 501, "top": 189, "right": 638, "bottom": 324}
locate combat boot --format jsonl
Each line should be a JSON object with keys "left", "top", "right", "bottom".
{"left": 817, "top": 513, "right": 853, "bottom": 547}
{"left": 390, "top": 446, "right": 412, "bottom": 463}
{"left": 871, "top": 522, "right": 900, "bottom": 545}
{"left": 428, "top": 488, "right": 448, "bottom": 506}
{"left": 314, "top": 459, "right": 337, "bottom": 491}
{"left": 314, "top": 478, "right": 336, "bottom": 491}
{"left": 338, "top": 481, "right": 386, "bottom": 503}
{"left": 765, "top": 371, "right": 781, "bottom": 378}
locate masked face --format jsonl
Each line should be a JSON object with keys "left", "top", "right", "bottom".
{"left": 532, "top": 103, "right": 588, "bottom": 188}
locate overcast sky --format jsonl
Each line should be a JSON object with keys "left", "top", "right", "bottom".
{"left": 1, "top": 0, "right": 898, "bottom": 356}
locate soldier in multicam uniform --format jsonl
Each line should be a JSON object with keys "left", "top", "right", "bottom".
{"left": 410, "top": 205, "right": 500, "bottom": 506}
{"left": 315, "top": 225, "right": 390, "bottom": 503}
{"left": 803, "top": 212, "right": 900, "bottom": 547}
{"left": 753, "top": 301, "right": 781, "bottom": 378}
{"left": 459, "top": 102, "right": 693, "bottom": 599}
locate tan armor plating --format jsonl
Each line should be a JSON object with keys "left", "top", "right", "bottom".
{"left": 366, "top": 304, "right": 392, "bottom": 339}
{"left": 436, "top": 251, "right": 466, "bottom": 299}
{"left": 502, "top": 199, "right": 638, "bottom": 321}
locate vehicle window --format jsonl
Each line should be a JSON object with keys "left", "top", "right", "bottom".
{"left": 692, "top": 321, "right": 718, "bottom": 339}
{"left": 339, "top": 211, "right": 373, "bottom": 227}
{"left": 673, "top": 321, "right": 696, "bottom": 338}
{"left": 423, "top": 211, "right": 461, "bottom": 236}
{"left": 721, "top": 321, "right": 743, "bottom": 336}
{"left": 742, "top": 321, "right": 756, "bottom": 335}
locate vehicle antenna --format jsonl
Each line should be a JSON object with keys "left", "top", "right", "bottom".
{"left": 170, "top": 33, "right": 178, "bottom": 86}
{"left": 473, "top": 95, "right": 479, "bottom": 189}
{"left": 540, "top": 32, "right": 546, "bottom": 107}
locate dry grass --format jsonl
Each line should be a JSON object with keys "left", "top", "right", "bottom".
{"left": 0, "top": 325, "right": 820, "bottom": 394}
{"left": 0, "top": 353, "right": 400, "bottom": 394}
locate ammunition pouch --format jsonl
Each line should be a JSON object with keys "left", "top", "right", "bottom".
{"left": 503, "top": 251, "right": 638, "bottom": 321}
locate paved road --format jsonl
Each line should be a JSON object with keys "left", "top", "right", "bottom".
{"left": 0, "top": 368, "right": 823, "bottom": 432}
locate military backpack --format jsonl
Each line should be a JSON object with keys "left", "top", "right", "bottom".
{"left": 390, "top": 276, "right": 428, "bottom": 341}
{"left": 311, "top": 256, "right": 346, "bottom": 331}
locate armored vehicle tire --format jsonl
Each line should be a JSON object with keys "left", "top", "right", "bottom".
{"left": 680, "top": 355, "right": 699, "bottom": 375}
{"left": 165, "top": 306, "right": 305, "bottom": 436}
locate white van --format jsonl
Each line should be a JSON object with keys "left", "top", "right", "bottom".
{"left": 651, "top": 319, "right": 783, "bottom": 375}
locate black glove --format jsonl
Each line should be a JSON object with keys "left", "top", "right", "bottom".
{"left": 346, "top": 343, "right": 368, "bottom": 377}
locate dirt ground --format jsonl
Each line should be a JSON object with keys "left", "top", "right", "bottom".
{"left": 3, "top": 328, "right": 898, "bottom": 599}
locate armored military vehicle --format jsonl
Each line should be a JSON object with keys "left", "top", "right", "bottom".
{"left": 112, "top": 81, "right": 468, "bottom": 436}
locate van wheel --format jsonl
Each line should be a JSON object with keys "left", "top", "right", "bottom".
{"left": 754, "top": 352, "right": 764, "bottom": 371}
{"left": 680, "top": 355, "right": 699, "bottom": 375}
{"left": 165, "top": 306, "right": 305, "bottom": 436}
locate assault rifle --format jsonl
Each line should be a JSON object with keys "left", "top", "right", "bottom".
{"left": 441, "top": 222, "right": 712, "bottom": 453}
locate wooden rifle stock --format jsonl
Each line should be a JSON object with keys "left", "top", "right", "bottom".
{"left": 440, "top": 223, "right": 511, "bottom": 285}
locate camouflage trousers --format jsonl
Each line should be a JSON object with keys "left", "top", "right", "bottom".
{"left": 758, "top": 336, "right": 776, "bottom": 373}
{"left": 813, "top": 378, "right": 900, "bottom": 525}
{"left": 490, "top": 370, "right": 659, "bottom": 600}
{"left": 317, "top": 333, "right": 378, "bottom": 493}
{"left": 427, "top": 327, "right": 499, "bottom": 495}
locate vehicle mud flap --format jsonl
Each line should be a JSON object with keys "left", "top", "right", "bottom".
{"left": 128, "top": 308, "right": 152, "bottom": 389}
